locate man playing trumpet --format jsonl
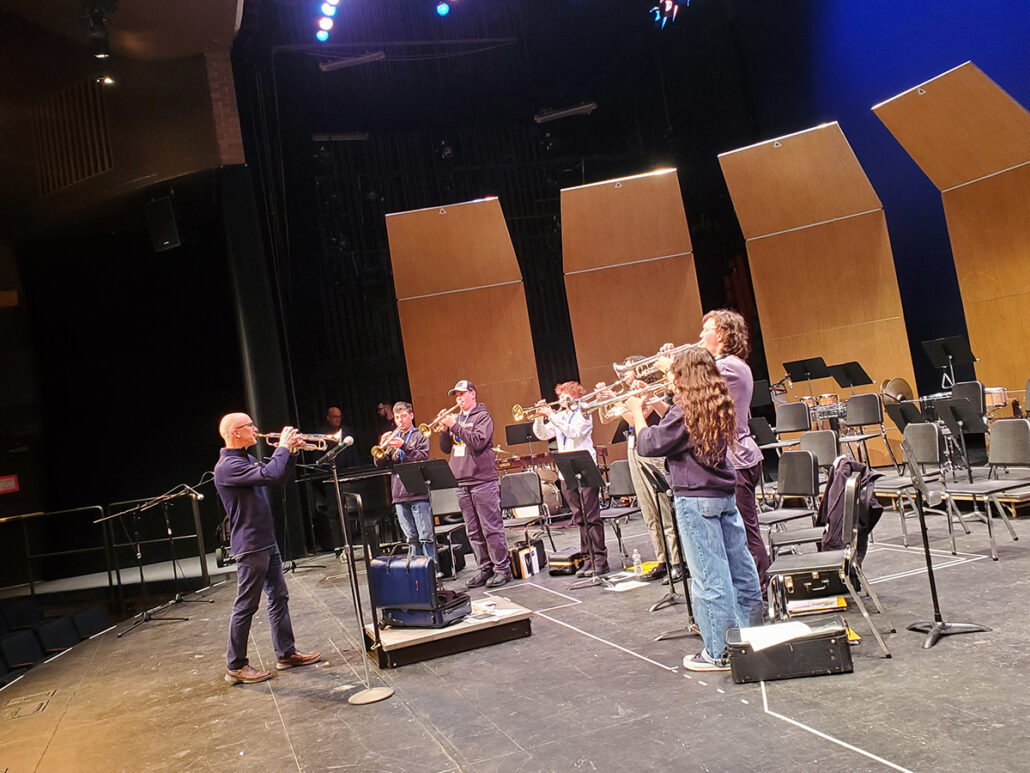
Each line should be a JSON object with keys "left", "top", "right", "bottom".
{"left": 532, "top": 382, "right": 609, "bottom": 576}
{"left": 438, "top": 380, "right": 512, "bottom": 589}
{"left": 373, "top": 402, "right": 436, "bottom": 562}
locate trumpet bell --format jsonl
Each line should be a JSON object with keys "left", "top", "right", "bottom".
{"left": 512, "top": 404, "right": 526, "bottom": 421}
{"left": 417, "top": 423, "right": 433, "bottom": 438}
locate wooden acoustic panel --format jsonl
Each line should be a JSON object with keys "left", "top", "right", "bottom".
{"left": 561, "top": 169, "right": 692, "bottom": 273}
{"left": 385, "top": 198, "right": 522, "bottom": 300}
{"left": 398, "top": 284, "right": 537, "bottom": 457}
{"left": 942, "top": 162, "right": 1030, "bottom": 392}
{"left": 564, "top": 254, "right": 703, "bottom": 392}
{"left": 718, "top": 123, "right": 881, "bottom": 240}
{"left": 873, "top": 62, "right": 1030, "bottom": 191}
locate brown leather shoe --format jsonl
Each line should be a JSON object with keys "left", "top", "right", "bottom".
{"left": 225, "top": 664, "right": 273, "bottom": 684}
{"left": 276, "top": 649, "right": 321, "bottom": 670}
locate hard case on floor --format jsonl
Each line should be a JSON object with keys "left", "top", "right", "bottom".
{"left": 725, "top": 615, "right": 853, "bottom": 684}
{"left": 369, "top": 552, "right": 437, "bottom": 610}
{"left": 547, "top": 547, "right": 585, "bottom": 576}
{"left": 779, "top": 569, "right": 851, "bottom": 601}
{"left": 510, "top": 538, "right": 547, "bottom": 579}
{"left": 380, "top": 590, "right": 472, "bottom": 629}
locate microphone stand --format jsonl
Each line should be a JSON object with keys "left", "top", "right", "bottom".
{"left": 320, "top": 441, "right": 393, "bottom": 705}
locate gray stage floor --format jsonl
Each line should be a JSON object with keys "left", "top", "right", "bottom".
{"left": 2, "top": 504, "right": 1029, "bottom": 773}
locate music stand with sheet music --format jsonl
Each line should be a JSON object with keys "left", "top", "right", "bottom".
{"left": 783, "top": 357, "right": 831, "bottom": 398}
{"left": 552, "top": 450, "right": 614, "bottom": 590}
{"left": 828, "top": 361, "right": 874, "bottom": 396}
{"left": 935, "top": 398, "right": 987, "bottom": 484}
{"left": 922, "top": 335, "right": 976, "bottom": 391}
{"left": 609, "top": 420, "right": 631, "bottom": 444}
{"left": 899, "top": 438, "right": 991, "bottom": 648}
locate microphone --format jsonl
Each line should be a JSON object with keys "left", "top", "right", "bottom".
{"left": 182, "top": 483, "right": 205, "bottom": 501}
{"left": 341, "top": 436, "right": 354, "bottom": 447}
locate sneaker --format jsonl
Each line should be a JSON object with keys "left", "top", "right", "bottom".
{"left": 465, "top": 569, "right": 493, "bottom": 588}
{"left": 682, "top": 651, "right": 730, "bottom": 672}
{"left": 485, "top": 571, "right": 512, "bottom": 588}
{"left": 225, "top": 664, "right": 273, "bottom": 684}
{"left": 276, "top": 649, "right": 321, "bottom": 670}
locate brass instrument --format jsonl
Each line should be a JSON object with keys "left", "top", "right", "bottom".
{"left": 613, "top": 340, "right": 703, "bottom": 381}
{"left": 580, "top": 379, "right": 673, "bottom": 421}
{"left": 417, "top": 405, "right": 461, "bottom": 437}
{"left": 371, "top": 427, "right": 403, "bottom": 460}
{"left": 257, "top": 430, "right": 342, "bottom": 452}
{"left": 512, "top": 399, "right": 565, "bottom": 422}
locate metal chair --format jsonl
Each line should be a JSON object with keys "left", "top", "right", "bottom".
{"left": 952, "top": 380, "right": 986, "bottom": 417}
{"left": 749, "top": 416, "right": 799, "bottom": 453}
{"left": 800, "top": 429, "right": 840, "bottom": 477}
{"left": 499, "top": 471, "right": 556, "bottom": 551}
{"left": 773, "top": 402, "right": 812, "bottom": 435}
{"left": 840, "top": 393, "right": 899, "bottom": 470}
{"left": 758, "top": 450, "right": 819, "bottom": 553}
{"left": 601, "top": 460, "right": 639, "bottom": 567}
{"left": 766, "top": 433, "right": 841, "bottom": 557}
{"left": 766, "top": 473, "right": 894, "bottom": 658}
{"left": 941, "top": 418, "right": 1029, "bottom": 560}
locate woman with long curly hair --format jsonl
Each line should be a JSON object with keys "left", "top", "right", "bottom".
{"left": 624, "top": 346, "right": 763, "bottom": 672}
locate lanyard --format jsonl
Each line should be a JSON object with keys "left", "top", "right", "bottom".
{"left": 558, "top": 406, "right": 579, "bottom": 451}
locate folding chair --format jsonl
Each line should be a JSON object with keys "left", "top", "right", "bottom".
{"left": 499, "top": 471, "right": 556, "bottom": 551}
{"left": 600, "top": 459, "right": 638, "bottom": 567}
{"left": 767, "top": 473, "right": 894, "bottom": 658}
{"left": 941, "top": 418, "right": 1029, "bottom": 560}
{"left": 759, "top": 450, "right": 819, "bottom": 554}
{"left": 840, "top": 393, "right": 899, "bottom": 470}
{"left": 773, "top": 402, "right": 812, "bottom": 436}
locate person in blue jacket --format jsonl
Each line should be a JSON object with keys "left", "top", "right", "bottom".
{"left": 215, "top": 413, "right": 321, "bottom": 685}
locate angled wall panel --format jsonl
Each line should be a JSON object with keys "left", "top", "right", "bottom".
{"left": 720, "top": 123, "right": 916, "bottom": 462}
{"left": 386, "top": 198, "right": 537, "bottom": 454}
{"left": 874, "top": 62, "right": 1030, "bottom": 394}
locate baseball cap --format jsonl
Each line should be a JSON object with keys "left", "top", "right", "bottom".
{"left": 448, "top": 379, "right": 476, "bottom": 395}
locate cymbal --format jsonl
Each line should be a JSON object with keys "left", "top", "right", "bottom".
{"left": 880, "top": 377, "right": 914, "bottom": 405}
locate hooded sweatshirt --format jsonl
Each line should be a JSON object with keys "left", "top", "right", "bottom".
{"left": 439, "top": 402, "right": 499, "bottom": 485}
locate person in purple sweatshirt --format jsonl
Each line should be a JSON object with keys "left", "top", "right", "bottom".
{"left": 438, "top": 380, "right": 512, "bottom": 588}
{"left": 215, "top": 413, "right": 320, "bottom": 685}
{"left": 626, "top": 349, "right": 763, "bottom": 672}
{"left": 373, "top": 401, "right": 436, "bottom": 562}
{"left": 699, "top": 309, "right": 770, "bottom": 590}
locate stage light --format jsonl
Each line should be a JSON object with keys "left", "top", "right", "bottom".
{"left": 321, "top": 3, "right": 336, "bottom": 16}
{"left": 96, "top": 73, "right": 115, "bottom": 86}
{"left": 651, "top": 0, "right": 683, "bottom": 29}
{"left": 436, "top": 3, "right": 450, "bottom": 16}
{"left": 318, "top": 16, "right": 334, "bottom": 31}
{"left": 316, "top": 29, "right": 329, "bottom": 42}
{"left": 326, "top": 0, "right": 339, "bottom": 4}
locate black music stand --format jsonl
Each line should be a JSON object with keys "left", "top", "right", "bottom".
{"left": 922, "top": 335, "right": 976, "bottom": 392}
{"left": 506, "top": 422, "right": 538, "bottom": 446}
{"left": 885, "top": 401, "right": 925, "bottom": 435}
{"left": 936, "top": 398, "right": 986, "bottom": 484}
{"left": 783, "top": 357, "right": 830, "bottom": 398}
{"left": 395, "top": 459, "right": 457, "bottom": 502}
{"left": 609, "top": 420, "right": 631, "bottom": 444}
{"left": 750, "top": 379, "right": 773, "bottom": 410}
{"left": 899, "top": 438, "right": 991, "bottom": 648}
{"left": 828, "top": 361, "right": 873, "bottom": 396}
{"left": 553, "top": 451, "right": 614, "bottom": 590}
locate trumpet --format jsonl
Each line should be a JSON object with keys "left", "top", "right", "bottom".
{"left": 371, "top": 427, "right": 402, "bottom": 460}
{"left": 613, "top": 340, "right": 703, "bottom": 381}
{"left": 512, "top": 399, "right": 565, "bottom": 422}
{"left": 580, "top": 379, "right": 673, "bottom": 421}
{"left": 257, "top": 430, "right": 342, "bottom": 452}
{"left": 417, "top": 405, "right": 460, "bottom": 437}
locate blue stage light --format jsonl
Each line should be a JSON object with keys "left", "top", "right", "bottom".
{"left": 321, "top": 3, "right": 335, "bottom": 15}
{"left": 318, "top": 16, "right": 334, "bottom": 31}
{"left": 316, "top": 29, "right": 329, "bottom": 42}
{"left": 436, "top": 3, "right": 450, "bottom": 16}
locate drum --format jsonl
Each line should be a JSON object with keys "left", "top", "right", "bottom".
{"left": 541, "top": 481, "right": 563, "bottom": 513}
{"left": 536, "top": 465, "right": 559, "bottom": 484}
{"left": 818, "top": 393, "right": 839, "bottom": 407}
{"left": 985, "top": 387, "right": 1007, "bottom": 409}
{"left": 800, "top": 395, "right": 818, "bottom": 409}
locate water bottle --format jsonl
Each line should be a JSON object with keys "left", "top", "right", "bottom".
{"left": 632, "top": 548, "right": 643, "bottom": 576}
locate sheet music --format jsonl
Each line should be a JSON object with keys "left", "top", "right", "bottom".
{"left": 736, "top": 621, "right": 813, "bottom": 651}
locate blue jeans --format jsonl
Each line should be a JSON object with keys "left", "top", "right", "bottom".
{"left": 227, "top": 546, "right": 295, "bottom": 670}
{"left": 674, "top": 495, "right": 763, "bottom": 661}
{"left": 395, "top": 499, "right": 437, "bottom": 560}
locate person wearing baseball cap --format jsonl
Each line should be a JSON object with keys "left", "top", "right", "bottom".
{"left": 438, "top": 380, "right": 512, "bottom": 588}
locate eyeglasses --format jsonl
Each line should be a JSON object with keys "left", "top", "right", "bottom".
{"left": 234, "top": 422, "right": 256, "bottom": 431}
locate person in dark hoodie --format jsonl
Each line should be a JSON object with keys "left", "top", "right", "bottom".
{"left": 373, "top": 401, "right": 436, "bottom": 562}
{"left": 438, "top": 380, "right": 512, "bottom": 588}
{"left": 626, "top": 348, "right": 763, "bottom": 672}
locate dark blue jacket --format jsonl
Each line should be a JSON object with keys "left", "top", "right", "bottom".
{"left": 439, "top": 403, "right": 499, "bottom": 485}
{"left": 373, "top": 426, "right": 431, "bottom": 503}
{"left": 214, "top": 445, "right": 294, "bottom": 557}
{"left": 635, "top": 404, "right": 736, "bottom": 498}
